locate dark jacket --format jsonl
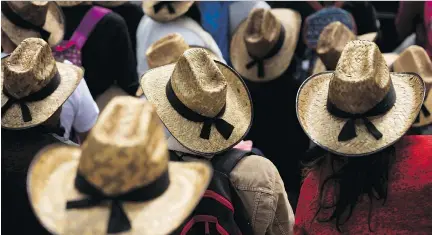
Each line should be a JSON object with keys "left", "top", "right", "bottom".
{"left": 62, "top": 5, "right": 139, "bottom": 98}
{"left": 2, "top": 128, "right": 70, "bottom": 235}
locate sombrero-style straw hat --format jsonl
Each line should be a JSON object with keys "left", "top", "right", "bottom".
{"left": 230, "top": 8, "right": 301, "bottom": 82}
{"left": 141, "top": 48, "right": 253, "bottom": 155}
{"left": 316, "top": 21, "right": 377, "bottom": 70}
{"left": 1, "top": 38, "right": 82, "bottom": 129}
{"left": 143, "top": 1, "right": 194, "bottom": 23}
{"left": 27, "top": 96, "right": 212, "bottom": 235}
{"left": 1, "top": 1, "right": 65, "bottom": 47}
{"left": 146, "top": 33, "right": 220, "bottom": 70}
{"left": 297, "top": 40, "right": 425, "bottom": 156}
{"left": 137, "top": 33, "right": 220, "bottom": 97}
{"left": 393, "top": 45, "right": 432, "bottom": 127}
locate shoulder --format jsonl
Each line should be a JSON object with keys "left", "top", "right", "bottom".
{"left": 92, "top": 10, "right": 128, "bottom": 35}
{"left": 393, "top": 135, "right": 432, "bottom": 181}
{"left": 230, "top": 155, "right": 280, "bottom": 194}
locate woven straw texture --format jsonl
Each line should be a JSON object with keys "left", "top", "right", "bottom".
{"left": 27, "top": 96, "right": 212, "bottom": 235}
{"left": 393, "top": 45, "right": 432, "bottom": 127}
{"left": 316, "top": 21, "right": 377, "bottom": 70}
{"left": 141, "top": 48, "right": 252, "bottom": 155}
{"left": 1, "top": 38, "right": 82, "bottom": 129}
{"left": 1, "top": 1, "right": 65, "bottom": 46}
{"left": 230, "top": 8, "right": 301, "bottom": 82}
{"left": 143, "top": 1, "right": 194, "bottom": 23}
{"left": 146, "top": 33, "right": 190, "bottom": 69}
{"left": 297, "top": 41, "right": 425, "bottom": 156}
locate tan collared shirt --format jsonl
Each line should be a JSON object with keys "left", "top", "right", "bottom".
{"left": 168, "top": 138, "right": 295, "bottom": 235}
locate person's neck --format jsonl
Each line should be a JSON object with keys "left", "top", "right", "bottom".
{"left": 167, "top": 136, "right": 214, "bottom": 159}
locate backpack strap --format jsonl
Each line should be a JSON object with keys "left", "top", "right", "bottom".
{"left": 211, "top": 148, "right": 261, "bottom": 175}
{"left": 56, "top": 6, "right": 111, "bottom": 52}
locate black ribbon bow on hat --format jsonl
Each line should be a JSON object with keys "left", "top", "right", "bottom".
{"left": 327, "top": 83, "right": 397, "bottom": 142}
{"left": 153, "top": 1, "right": 175, "bottom": 14}
{"left": 66, "top": 170, "right": 170, "bottom": 234}
{"left": 2, "top": 73, "right": 61, "bottom": 122}
{"left": 1, "top": 2, "right": 51, "bottom": 42}
{"left": 415, "top": 105, "right": 431, "bottom": 123}
{"left": 245, "top": 25, "right": 285, "bottom": 78}
{"left": 166, "top": 81, "right": 234, "bottom": 140}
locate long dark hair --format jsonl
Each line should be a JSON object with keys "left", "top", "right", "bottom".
{"left": 302, "top": 145, "right": 396, "bottom": 232}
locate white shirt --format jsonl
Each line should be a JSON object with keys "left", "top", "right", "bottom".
{"left": 60, "top": 60, "right": 99, "bottom": 141}
{"left": 136, "top": 15, "right": 224, "bottom": 76}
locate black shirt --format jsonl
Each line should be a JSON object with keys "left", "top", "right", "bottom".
{"left": 62, "top": 5, "right": 139, "bottom": 98}
{"left": 243, "top": 64, "right": 310, "bottom": 195}
{"left": 2, "top": 128, "right": 66, "bottom": 235}
{"left": 103, "top": 2, "right": 144, "bottom": 58}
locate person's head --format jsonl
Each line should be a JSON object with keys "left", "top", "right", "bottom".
{"left": 141, "top": 48, "right": 253, "bottom": 156}
{"left": 296, "top": 41, "right": 426, "bottom": 231}
{"left": 303, "top": 146, "right": 396, "bottom": 232}
{"left": 26, "top": 96, "right": 212, "bottom": 235}
{"left": 1, "top": 1, "right": 65, "bottom": 50}
{"left": 1, "top": 38, "right": 82, "bottom": 132}
{"left": 230, "top": 7, "right": 301, "bottom": 82}
{"left": 142, "top": 1, "right": 195, "bottom": 23}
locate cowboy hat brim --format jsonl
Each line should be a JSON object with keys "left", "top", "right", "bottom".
{"left": 383, "top": 53, "right": 400, "bottom": 67}
{"left": 1, "top": 1, "right": 65, "bottom": 47}
{"left": 296, "top": 72, "right": 425, "bottom": 156}
{"left": 413, "top": 88, "right": 432, "bottom": 127}
{"left": 230, "top": 8, "right": 301, "bottom": 82}
{"left": 315, "top": 31, "right": 378, "bottom": 72}
{"left": 143, "top": 1, "right": 194, "bottom": 23}
{"left": 27, "top": 144, "right": 212, "bottom": 235}
{"left": 1, "top": 62, "right": 82, "bottom": 129}
{"left": 141, "top": 61, "right": 253, "bottom": 155}
{"left": 357, "top": 32, "right": 378, "bottom": 42}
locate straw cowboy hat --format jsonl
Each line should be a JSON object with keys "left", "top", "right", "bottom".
{"left": 1, "top": 38, "right": 82, "bottom": 129}
{"left": 316, "top": 21, "right": 377, "bottom": 70}
{"left": 27, "top": 96, "right": 212, "bottom": 235}
{"left": 393, "top": 45, "right": 432, "bottom": 127}
{"left": 297, "top": 40, "right": 425, "bottom": 156}
{"left": 230, "top": 8, "right": 301, "bottom": 82}
{"left": 1, "top": 1, "right": 65, "bottom": 47}
{"left": 137, "top": 33, "right": 221, "bottom": 97}
{"left": 146, "top": 33, "right": 221, "bottom": 70}
{"left": 56, "top": 1, "right": 126, "bottom": 7}
{"left": 143, "top": 1, "right": 194, "bottom": 23}
{"left": 141, "top": 48, "right": 253, "bottom": 155}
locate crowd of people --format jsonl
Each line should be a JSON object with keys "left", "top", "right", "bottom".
{"left": 1, "top": 1, "right": 431, "bottom": 235}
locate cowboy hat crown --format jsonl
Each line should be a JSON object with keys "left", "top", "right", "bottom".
{"left": 78, "top": 97, "right": 169, "bottom": 196}
{"left": 393, "top": 45, "right": 432, "bottom": 92}
{"left": 317, "top": 21, "right": 357, "bottom": 70}
{"left": 3, "top": 37, "right": 57, "bottom": 99}
{"left": 146, "top": 33, "right": 189, "bottom": 69}
{"left": 244, "top": 8, "right": 282, "bottom": 58}
{"left": 329, "top": 40, "right": 392, "bottom": 114}
{"left": 171, "top": 49, "right": 228, "bottom": 117}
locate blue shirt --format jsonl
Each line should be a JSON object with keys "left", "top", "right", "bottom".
{"left": 199, "top": 1, "right": 232, "bottom": 64}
